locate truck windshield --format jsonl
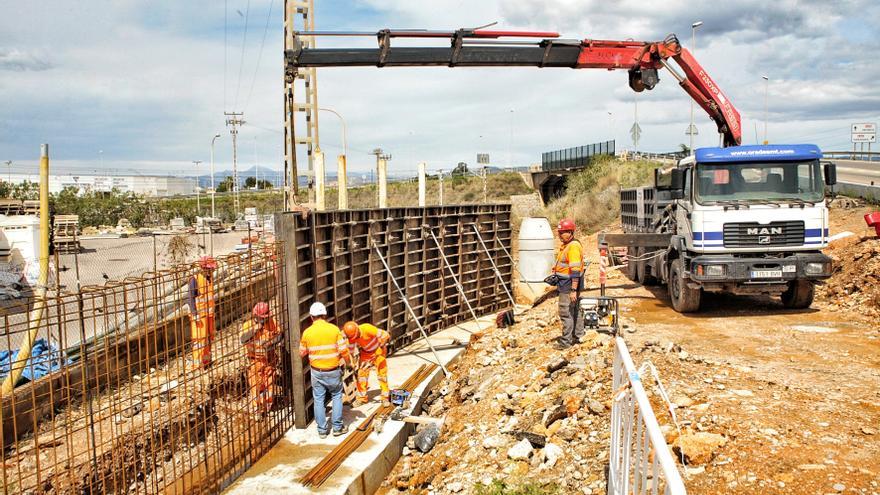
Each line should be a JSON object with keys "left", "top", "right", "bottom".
{"left": 694, "top": 160, "right": 824, "bottom": 204}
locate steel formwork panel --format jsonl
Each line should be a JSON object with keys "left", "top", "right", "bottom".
{"left": 276, "top": 204, "right": 512, "bottom": 424}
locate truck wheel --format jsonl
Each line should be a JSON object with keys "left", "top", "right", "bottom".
{"left": 627, "top": 247, "right": 641, "bottom": 283}
{"left": 781, "top": 280, "right": 814, "bottom": 309}
{"left": 640, "top": 250, "right": 659, "bottom": 286}
{"left": 669, "top": 259, "right": 701, "bottom": 313}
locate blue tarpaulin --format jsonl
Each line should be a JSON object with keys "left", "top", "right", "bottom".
{"left": 0, "top": 339, "right": 68, "bottom": 387}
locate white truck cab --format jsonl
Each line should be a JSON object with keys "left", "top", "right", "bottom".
{"left": 616, "top": 144, "right": 836, "bottom": 313}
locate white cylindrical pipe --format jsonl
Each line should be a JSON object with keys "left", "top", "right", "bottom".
{"left": 378, "top": 157, "right": 388, "bottom": 208}
{"left": 337, "top": 154, "right": 348, "bottom": 210}
{"left": 418, "top": 161, "right": 427, "bottom": 207}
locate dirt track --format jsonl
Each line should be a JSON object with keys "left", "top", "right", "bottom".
{"left": 601, "top": 204, "right": 880, "bottom": 494}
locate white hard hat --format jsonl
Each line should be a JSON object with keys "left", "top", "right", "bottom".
{"left": 309, "top": 302, "right": 328, "bottom": 317}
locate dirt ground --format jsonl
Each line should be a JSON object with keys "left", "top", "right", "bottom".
{"left": 381, "top": 202, "right": 880, "bottom": 495}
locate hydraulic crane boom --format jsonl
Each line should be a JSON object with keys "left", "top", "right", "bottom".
{"left": 285, "top": 28, "right": 742, "bottom": 147}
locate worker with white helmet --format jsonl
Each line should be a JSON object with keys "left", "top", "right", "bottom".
{"left": 299, "top": 301, "right": 352, "bottom": 438}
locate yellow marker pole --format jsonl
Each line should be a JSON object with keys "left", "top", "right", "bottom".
{"left": 1, "top": 144, "right": 50, "bottom": 396}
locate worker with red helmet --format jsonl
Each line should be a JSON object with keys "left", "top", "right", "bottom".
{"left": 188, "top": 256, "right": 217, "bottom": 370}
{"left": 551, "top": 218, "right": 585, "bottom": 350}
{"left": 343, "top": 321, "right": 391, "bottom": 406}
{"left": 240, "top": 302, "right": 283, "bottom": 414}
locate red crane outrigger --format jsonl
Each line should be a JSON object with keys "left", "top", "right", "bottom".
{"left": 285, "top": 27, "right": 742, "bottom": 147}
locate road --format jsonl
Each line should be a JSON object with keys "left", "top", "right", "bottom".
{"left": 830, "top": 159, "right": 880, "bottom": 186}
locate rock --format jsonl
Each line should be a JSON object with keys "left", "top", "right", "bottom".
{"left": 625, "top": 325, "right": 636, "bottom": 334}
{"left": 678, "top": 351, "right": 689, "bottom": 360}
{"left": 660, "top": 424, "right": 679, "bottom": 444}
{"left": 563, "top": 393, "right": 582, "bottom": 416}
{"left": 482, "top": 435, "right": 507, "bottom": 449}
{"left": 458, "top": 385, "right": 476, "bottom": 401}
{"left": 546, "top": 420, "right": 563, "bottom": 437}
{"left": 672, "top": 432, "right": 727, "bottom": 465}
{"left": 507, "top": 438, "right": 533, "bottom": 460}
{"left": 558, "top": 426, "right": 577, "bottom": 442}
{"left": 731, "top": 389, "right": 754, "bottom": 397}
{"left": 402, "top": 447, "right": 411, "bottom": 456}
{"left": 414, "top": 423, "right": 440, "bottom": 453}
{"left": 547, "top": 356, "right": 569, "bottom": 374}
{"left": 586, "top": 398, "right": 605, "bottom": 415}
{"left": 542, "top": 442, "right": 564, "bottom": 468}
{"left": 862, "top": 426, "right": 877, "bottom": 435}
{"left": 671, "top": 395, "right": 694, "bottom": 408}
{"left": 513, "top": 431, "right": 546, "bottom": 448}
{"left": 504, "top": 384, "right": 520, "bottom": 396}
{"left": 833, "top": 483, "right": 845, "bottom": 492}
{"left": 448, "top": 481, "right": 464, "bottom": 493}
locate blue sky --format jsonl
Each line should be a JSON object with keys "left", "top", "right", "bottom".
{"left": 1, "top": 1, "right": 878, "bottom": 179}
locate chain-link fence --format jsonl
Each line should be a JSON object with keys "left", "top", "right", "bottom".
{"left": 1, "top": 242, "right": 294, "bottom": 494}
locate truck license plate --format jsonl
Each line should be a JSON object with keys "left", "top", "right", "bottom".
{"left": 751, "top": 270, "right": 782, "bottom": 278}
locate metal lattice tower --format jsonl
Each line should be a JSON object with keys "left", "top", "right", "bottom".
{"left": 225, "top": 111, "right": 245, "bottom": 216}
{"left": 284, "top": 0, "right": 320, "bottom": 208}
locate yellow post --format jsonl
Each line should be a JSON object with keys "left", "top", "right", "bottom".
{"left": 1, "top": 144, "right": 50, "bottom": 396}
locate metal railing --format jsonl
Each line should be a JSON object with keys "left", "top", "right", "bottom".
{"left": 609, "top": 336, "right": 686, "bottom": 495}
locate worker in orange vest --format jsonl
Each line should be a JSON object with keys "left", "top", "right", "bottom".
{"left": 551, "top": 219, "right": 584, "bottom": 350}
{"left": 188, "top": 256, "right": 217, "bottom": 370}
{"left": 343, "top": 321, "right": 391, "bottom": 407}
{"left": 299, "top": 302, "right": 352, "bottom": 438}
{"left": 240, "top": 302, "right": 283, "bottom": 414}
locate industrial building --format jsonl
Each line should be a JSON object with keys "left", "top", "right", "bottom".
{"left": 2, "top": 173, "right": 197, "bottom": 197}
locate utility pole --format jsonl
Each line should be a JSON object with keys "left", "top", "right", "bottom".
{"left": 686, "top": 21, "right": 703, "bottom": 154}
{"left": 225, "top": 111, "right": 245, "bottom": 216}
{"left": 192, "top": 160, "right": 202, "bottom": 216}
{"left": 438, "top": 169, "right": 444, "bottom": 206}
{"left": 371, "top": 148, "right": 391, "bottom": 208}
{"left": 481, "top": 166, "right": 488, "bottom": 203}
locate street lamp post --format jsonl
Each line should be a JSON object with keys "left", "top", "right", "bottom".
{"left": 762, "top": 75, "right": 769, "bottom": 144}
{"left": 210, "top": 134, "right": 221, "bottom": 218}
{"left": 687, "top": 21, "right": 703, "bottom": 154}
{"left": 318, "top": 108, "right": 347, "bottom": 158}
{"left": 192, "top": 160, "right": 202, "bottom": 216}
{"left": 319, "top": 108, "right": 349, "bottom": 209}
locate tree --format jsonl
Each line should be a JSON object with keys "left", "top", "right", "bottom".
{"left": 215, "top": 176, "right": 235, "bottom": 193}
{"left": 244, "top": 177, "right": 273, "bottom": 190}
{"left": 451, "top": 162, "right": 469, "bottom": 177}
{"left": 679, "top": 143, "right": 691, "bottom": 155}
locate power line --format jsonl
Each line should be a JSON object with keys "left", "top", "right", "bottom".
{"left": 243, "top": 0, "right": 274, "bottom": 113}
{"left": 233, "top": 0, "right": 251, "bottom": 110}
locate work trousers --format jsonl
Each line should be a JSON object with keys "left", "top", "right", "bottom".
{"left": 247, "top": 359, "right": 278, "bottom": 414}
{"left": 190, "top": 315, "right": 215, "bottom": 369}
{"left": 311, "top": 368, "right": 344, "bottom": 434}
{"left": 356, "top": 348, "right": 389, "bottom": 400}
{"left": 557, "top": 277, "right": 584, "bottom": 347}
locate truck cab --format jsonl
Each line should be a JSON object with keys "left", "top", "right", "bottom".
{"left": 619, "top": 144, "right": 836, "bottom": 312}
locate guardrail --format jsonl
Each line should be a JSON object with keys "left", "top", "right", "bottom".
{"left": 609, "top": 336, "right": 686, "bottom": 495}
{"left": 823, "top": 151, "right": 880, "bottom": 161}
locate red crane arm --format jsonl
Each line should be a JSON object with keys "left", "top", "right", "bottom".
{"left": 286, "top": 28, "right": 742, "bottom": 146}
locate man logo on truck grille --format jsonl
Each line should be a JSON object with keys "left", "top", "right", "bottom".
{"left": 758, "top": 236, "right": 772, "bottom": 244}
{"left": 747, "top": 227, "right": 783, "bottom": 235}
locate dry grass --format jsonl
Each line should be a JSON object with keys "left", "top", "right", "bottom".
{"left": 541, "top": 157, "right": 664, "bottom": 233}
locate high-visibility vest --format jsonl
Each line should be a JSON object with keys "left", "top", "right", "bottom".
{"left": 241, "top": 318, "right": 280, "bottom": 360}
{"left": 192, "top": 273, "right": 216, "bottom": 316}
{"left": 348, "top": 323, "right": 390, "bottom": 356}
{"left": 300, "top": 319, "right": 349, "bottom": 370}
{"left": 552, "top": 240, "right": 584, "bottom": 279}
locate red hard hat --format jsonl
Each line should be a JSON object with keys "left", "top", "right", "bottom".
{"left": 558, "top": 218, "right": 576, "bottom": 232}
{"left": 343, "top": 321, "right": 360, "bottom": 340}
{"left": 253, "top": 302, "right": 270, "bottom": 318}
{"left": 198, "top": 256, "right": 217, "bottom": 270}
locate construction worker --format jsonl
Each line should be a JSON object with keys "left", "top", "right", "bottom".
{"left": 299, "top": 302, "right": 352, "bottom": 438}
{"left": 240, "top": 302, "right": 283, "bottom": 414}
{"left": 551, "top": 219, "right": 584, "bottom": 350}
{"left": 188, "top": 256, "right": 217, "bottom": 370}
{"left": 343, "top": 321, "right": 391, "bottom": 407}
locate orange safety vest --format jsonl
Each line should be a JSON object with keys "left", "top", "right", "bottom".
{"left": 241, "top": 318, "right": 281, "bottom": 361}
{"left": 348, "top": 323, "right": 390, "bottom": 356}
{"left": 299, "top": 319, "right": 349, "bottom": 370}
{"left": 193, "top": 273, "right": 216, "bottom": 316}
{"left": 552, "top": 239, "right": 584, "bottom": 279}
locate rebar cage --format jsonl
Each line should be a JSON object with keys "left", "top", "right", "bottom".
{"left": 1, "top": 242, "right": 293, "bottom": 494}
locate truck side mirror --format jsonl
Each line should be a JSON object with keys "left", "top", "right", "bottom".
{"left": 823, "top": 162, "right": 837, "bottom": 186}
{"left": 670, "top": 169, "right": 685, "bottom": 190}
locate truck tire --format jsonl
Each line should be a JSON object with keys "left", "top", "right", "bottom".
{"left": 627, "top": 247, "right": 641, "bottom": 283}
{"left": 668, "top": 259, "right": 701, "bottom": 313}
{"left": 640, "top": 251, "right": 659, "bottom": 286}
{"left": 781, "top": 280, "right": 814, "bottom": 309}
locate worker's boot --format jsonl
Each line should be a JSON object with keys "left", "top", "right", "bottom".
{"left": 354, "top": 396, "right": 369, "bottom": 406}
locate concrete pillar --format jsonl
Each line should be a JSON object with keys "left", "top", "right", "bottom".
{"left": 337, "top": 154, "right": 348, "bottom": 210}
{"left": 314, "top": 149, "right": 325, "bottom": 210}
{"left": 378, "top": 156, "right": 388, "bottom": 208}
{"left": 418, "top": 161, "right": 426, "bottom": 207}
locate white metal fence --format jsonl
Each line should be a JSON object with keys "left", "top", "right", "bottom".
{"left": 609, "top": 336, "right": 687, "bottom": 495}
